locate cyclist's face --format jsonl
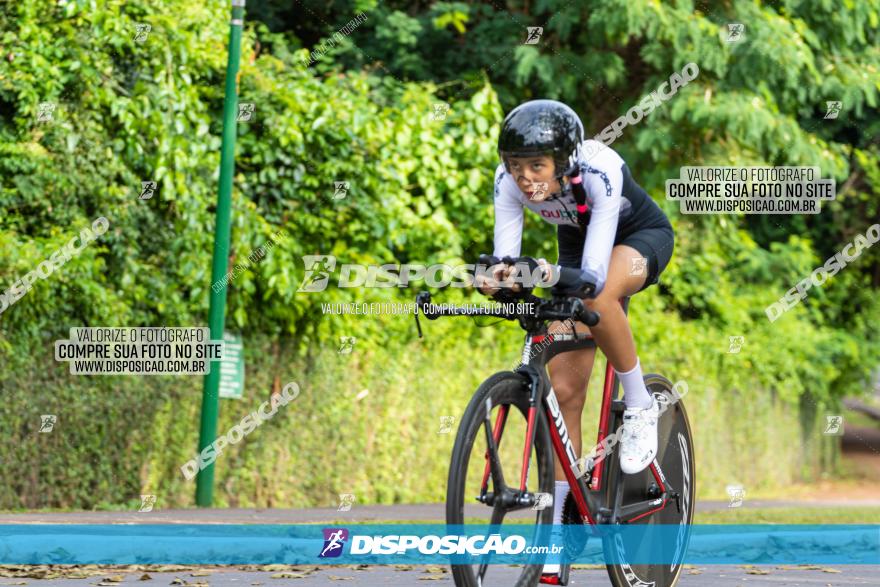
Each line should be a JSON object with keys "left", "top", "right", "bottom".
{"left": 508, "top": 156, "right": 561, "bottom": 201}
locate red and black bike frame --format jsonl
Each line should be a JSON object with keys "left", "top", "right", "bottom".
{"left": 477, "top": 298, "right": 677, "bottom": 526}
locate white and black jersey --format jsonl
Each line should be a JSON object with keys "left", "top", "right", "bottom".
{"left": 492, "top": 140, "right": 671, "bottom": 293}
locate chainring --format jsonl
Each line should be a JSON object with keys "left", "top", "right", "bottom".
{"left": 561, "top": 491, "right": 590, "bottom": 559}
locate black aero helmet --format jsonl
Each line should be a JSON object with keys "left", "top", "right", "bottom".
{"left": 498, "top": 99, "right": 584, "bottom": 178}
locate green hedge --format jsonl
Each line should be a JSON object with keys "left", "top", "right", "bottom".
{"left": 0, "top": 294, "right": 848, "bottom": 510}
{"left": 0, "top": 0, "right": 876, "bottom": 510}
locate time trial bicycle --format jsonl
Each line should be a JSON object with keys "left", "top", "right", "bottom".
{"left": 414, "top": 259, "right": 695, "bottom": 587}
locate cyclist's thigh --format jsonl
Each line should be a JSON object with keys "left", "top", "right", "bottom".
{"left": 599, "top": 244, "right": 653, "bottom": 300}
{"left": 575, "top": 244, "right": 654, "bottom": 313}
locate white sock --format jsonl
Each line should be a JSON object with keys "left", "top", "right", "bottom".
{"left": 617, "top": 358, "right": 653, "bottom": 409}
{"left": 552, "top": 480, "right": 568, "bottom": 526}
{"left": 543, "top": 480, "right": 569, "bottom": 574}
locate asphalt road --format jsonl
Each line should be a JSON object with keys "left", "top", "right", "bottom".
{"left": 0, "top": 564, "right": 877, "bottom": 587}
{"left": 3, "top": 500, "right": 880, "bottom": 524}
{"left": 2, "top": 504, "right": 878, "bottom": 586}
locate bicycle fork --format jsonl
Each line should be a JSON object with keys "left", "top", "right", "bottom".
{"left": 477, "top": 368, "right": 545, "bottom": 509}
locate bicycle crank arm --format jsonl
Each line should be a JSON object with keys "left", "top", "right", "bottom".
{"left": 617, "top": 494, "right": 671, "bottom": 523}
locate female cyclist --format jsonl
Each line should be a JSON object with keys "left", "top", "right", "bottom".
{"left": 475, "top": 99, "right": 675, "bottom": 584}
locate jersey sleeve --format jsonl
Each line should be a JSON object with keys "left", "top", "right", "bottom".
{"left": 492, "top": 164, "right": 524, "bottom": 259}
{"left": 580, "top": 142, "right": 624, "bottom": 293}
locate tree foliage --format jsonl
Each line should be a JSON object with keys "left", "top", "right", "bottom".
{"left": 0, "top": 0, "right": 878, "bottom": 508}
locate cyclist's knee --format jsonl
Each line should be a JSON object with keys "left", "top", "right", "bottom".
{"left": 554, "top": 380, "right": 587, "bottom": 410}
{"left": 584, "top": 288, "right": 624, "bottom": 313}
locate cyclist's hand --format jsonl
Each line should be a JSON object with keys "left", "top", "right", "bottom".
{"left": 474, "top": 272, "right": 497, "bottom": 296}
{"left": 475, "top": 255, "right": 552, "bottom": 296}
{"left": 474, "top": 255, "right": 536, "bottom": 296}
{"left": 474, "top": 254, "right": 504, "bottom": 296}
{"left": 496, "top": 261, "right": 521, "bottom": 293}
{"left": 502, "top": 257, "right": 549, "bottom": 293}
{"left": 536, "top": 258, "right": 554, "bottom": 285}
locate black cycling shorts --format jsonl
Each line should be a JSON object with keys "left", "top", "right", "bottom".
{"left": 556, "top": 224, "right": 674, "bottom": 292}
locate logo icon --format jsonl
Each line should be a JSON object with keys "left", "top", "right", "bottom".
{"left": 726, "top": 485, "right": 745, "bottom": 508}
{"left": 823, "top": 415, "right": 844, "bottom": 435}
{"left": 298, "top": 255, "right": 336, "bottom": 292}
{"left": 528, "top": 181, "right": 549, "bottom": 202}
{"left": 524, "top": 27, "right": 543, "bottom": 44}
{"left": 630, "top": 257, "right": 648, "bottom": 277}
{"left": 728, "top": 336, "right": 745, "bottom": 354}
{"left": 338, "top": 336, "right": 357, "bottom": 355}
{"left": 319, "top": 528, "right": 349, "bottom": 558}
{"left": 531, "top": 492, "right": 553, "bottom": 511}
{"left": 438, "top": 416, "right": 456, "bottom": 434}
{"left": 139, "top": 494, "right": 157, "bottom": 512}
{"left": 333, "top": 181, "right": 350, "bottom": 200}
{"left": 237, "top": 103, "right": 256, "bottom": 122}
{"left": 39, "top": 414, "right": 57, "bottom": 433}
{"left": 430, "top": 103, "right": 449, "bottom": 121}
{"left": 337, "top": 493, "right": 355, "bottom": 512}
{"left": 37, "top": 102, "right": 56, "bottom": 122}
{"left": 580, "top": 141, "right": 606, "bottom": 162}
{"left": 140, "top": 181, "right": 157, "bottom": 200}
{"left": 133, "top": 23, "right": 152, "bottom": 43}
{"left": 726, "top": 23, "right": 744, "bottom": 42}
{"left": 824, "top": 101, "right": 842, "bottom": 119}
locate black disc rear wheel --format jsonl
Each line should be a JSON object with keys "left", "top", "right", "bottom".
{"left": 603, "top": 374, "right": 696, "bottom": 587}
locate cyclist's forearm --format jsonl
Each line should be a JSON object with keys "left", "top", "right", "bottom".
{"left": 492, "top": 171, "right": 525, "bottom": 259}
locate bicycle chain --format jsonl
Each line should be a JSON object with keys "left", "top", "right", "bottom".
{"left": 561, "top": 491, "right": 589, "bottom": 559}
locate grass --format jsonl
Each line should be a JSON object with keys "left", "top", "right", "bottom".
{"left": 366, "top": 507, "right": 880, "bottom": 526}
{"left": 695, "top": 506, "right": 880, "bottom": 524}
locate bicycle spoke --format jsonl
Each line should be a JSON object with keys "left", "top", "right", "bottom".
{"left": 482, "top": 398, "right": 507, "bottom": 492}
{"left": 489, "top": 500, "right": 507, "bottom": 527}
{"left": 480, "top": 405, "right": 509, "bottom": 496}
{"left": 475, "top": 502, "right": 507, "bottom": 584}
{"left": 476, "top": 561, "right": 488, "bottom": 585}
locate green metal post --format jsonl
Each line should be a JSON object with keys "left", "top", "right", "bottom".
{"left": 196, "top": 0, "right": 246, "bottom": 507}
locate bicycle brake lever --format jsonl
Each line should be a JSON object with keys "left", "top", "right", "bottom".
{"left": 414, "top": 291, "right": 431, "bottom": 339}
{"left": 571, "top": 298, "right": 600, "bottom": 327}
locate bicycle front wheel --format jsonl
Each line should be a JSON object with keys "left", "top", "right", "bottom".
{"left": 446, "top": 371, "right": 556, "bottom": 587}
